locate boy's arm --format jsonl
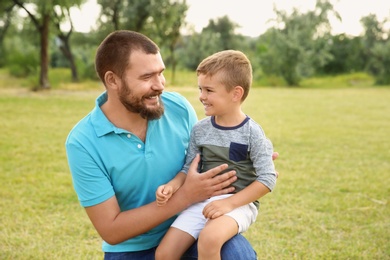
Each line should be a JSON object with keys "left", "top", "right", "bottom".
{"left": 156, "top": 172, "right": 186, "bottom": 206}
{"left": 203, "top": 181, "right": 270, "bottom": 219}
{"left": 165, "top": 172, "right": 186, "bottom": 193}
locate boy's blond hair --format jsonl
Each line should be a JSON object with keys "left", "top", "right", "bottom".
{"left": 196, "top": 50, "right": 252, "bottom": 101}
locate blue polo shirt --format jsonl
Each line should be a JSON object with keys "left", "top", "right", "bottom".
{"left": 65, "top": 91, "right": 197, "bottom": 252}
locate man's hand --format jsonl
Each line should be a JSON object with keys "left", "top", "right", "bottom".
{"left": 177, "top": 151, "right": 279, "bottom": 206}
{"left": 272, "top": 151, "right": 279, "bottom": 160}
{"left": 180, "top": 154, "right": 237, "bottom": 204}
{"left": 272, "top": 152, "right": 279, "bottom": 178}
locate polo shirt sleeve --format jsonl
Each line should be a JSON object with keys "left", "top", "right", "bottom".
{"left": 66, "top": 136, "right": 115, "bottom": 207}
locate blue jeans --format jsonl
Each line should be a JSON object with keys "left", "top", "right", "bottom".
{"left": 104, "top": 234, "right": 257, "bottom": 259}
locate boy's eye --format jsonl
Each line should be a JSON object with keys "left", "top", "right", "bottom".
{"left": 199, "top": 87, "right": 213, "bottom": 93}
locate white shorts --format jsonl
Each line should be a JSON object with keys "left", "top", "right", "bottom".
{"left": 171, "top": 194, "right": 258, "bottom": 239}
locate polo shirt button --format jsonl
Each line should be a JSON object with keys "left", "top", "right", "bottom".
{"left": 127, "top": 134, "right": 131, "bottom": 138}
{"left": 137, "top": 144, "right": 142, "bottom": 149}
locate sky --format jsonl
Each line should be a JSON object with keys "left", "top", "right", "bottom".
{"left": 70, "top": 0, "right": 390, "bottom": 37}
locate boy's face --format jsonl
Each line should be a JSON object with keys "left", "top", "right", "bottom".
{"left": 197, "top": 72, "right": 234, "bottom": 117}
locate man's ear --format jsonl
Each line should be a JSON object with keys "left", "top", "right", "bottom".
{"left": 104, "top": 71, "right": 120, "bottom": 90}
{"left": 232, "top": 86, "right": 244, "bottom": 102}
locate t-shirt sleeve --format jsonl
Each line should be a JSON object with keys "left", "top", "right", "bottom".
{"left": 250, "top": 126, "right": 277, "bottom": 191}
{"left": 181, "top": 126, "right": 200, "bottom": 174}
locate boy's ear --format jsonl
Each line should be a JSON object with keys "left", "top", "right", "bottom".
{"left": 232, "top": 86, "right": 244, "bottom": 102}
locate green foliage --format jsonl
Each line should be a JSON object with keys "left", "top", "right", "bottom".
{"left": 76, "top": 55, "right": 98, "bottom": 81}
{"left": 70, "top": 45, "right": 97, "bottom": 81}
{"left": 202, "top": 15, "right": 242, "bottom": 50}
{"left": 360, "top": 14, "right": 386, "bottom": 50}
{"left": 177, "top": 16, "right": 246, "bottom": 71}
{"left": 369, "top": 41, "right": 390, "bottom": 85}
{"left": 5, "top": 38, "right": 39, "bottom": 78}
{"left": 51, "top": 45, "right": 70, "bottom": 68}
{"left": 0, "top": 1, "right": 15, "bottom": 67}
{"left": 2, "top": 11, "right": 40, "bottom": 77}
{"left": 148, "top": 0, "right": 188, "bottom": 83}
{"left": 1, "top": 0, "right": 390, "bottom": 89}
{"left": 97, "top": 0, "right": 152, "bottom": 33}
{"left": 69, "top": 31, "right": 99, "bottom": 80}
{"left": 300, "top": 72, "right": 375, "bottom": 88}
{"left": 360, "top": 14, "right": 390, "bottom": 85}
{"left": 258, "top": 0, "right": 338, "bottom": 86}
{"left": 177, "top": 32, "right": 223, "bottom": 70}
{"left": 253, "top": 74, "right": 286, "bottom": 87}
{"left": 319, "top": 34, "right": 365, "bottom": 74}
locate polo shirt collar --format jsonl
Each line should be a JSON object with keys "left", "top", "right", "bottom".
{"left": 91, "top": 92, "right": 128, "bottom": 137}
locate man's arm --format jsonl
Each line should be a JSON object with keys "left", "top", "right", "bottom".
{"left": 85, "top": 154, "right": 237, "bottom": 245}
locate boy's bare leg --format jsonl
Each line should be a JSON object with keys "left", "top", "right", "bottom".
{"left": 155, "top": 227, "right": 196, "bottom": 260}
{"left": 198, "top": 216, "right": 239, "bottom": 260}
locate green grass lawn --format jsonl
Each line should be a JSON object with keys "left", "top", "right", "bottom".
{"left": 0, "top": 72, "right": 389, "bottom": 259}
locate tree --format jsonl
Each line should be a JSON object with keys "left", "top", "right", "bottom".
{"left": 11, "top": 0, "right": 85, "bottom": 89}
{"left": 369, "top": 41, "right": 390, "bottom": 85}
{"left": 96, "top": 0, "right": 152, "bottom": 35}
{"left": 177, "top": 15, "right": 244, "bottom": 72}
{"left": 319, "top": 34, "right": 365, "bottom": 74}
{"left": 52, "top": 1, "right": 85, "bottom": 82}
{"left": 95, "top": 0, "right": 188, "bottom": 83}
{"left": 258, "top": 0, "right": 339, "bottom": 86}
{"left": 202, "top": 15, "right": 241, "bottom": 50}
{"left": 360, "top": 14, "right": 390, "bottom": 85}
{"left": 177, "top": 32, "right": 221, "bottom": 71}
{"left": 13, "top": 0, "right": 52, "bottom": 89}
{"left": 148, "top": 0, "right": 188, "bottom": 83}
{"left": 0, "top": 1, "right": 16, "bottom": 67}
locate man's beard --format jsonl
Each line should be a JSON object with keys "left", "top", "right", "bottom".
{"left": 119, "top": 80, "right": 164, "bottom": 120}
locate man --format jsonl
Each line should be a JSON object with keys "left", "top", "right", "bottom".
{"left": 65, "top": 30, "right": 278, "bottom": 259}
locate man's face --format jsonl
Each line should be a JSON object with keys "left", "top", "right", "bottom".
{"left": 119, "top": 51, "right": 166, "bottom": 120}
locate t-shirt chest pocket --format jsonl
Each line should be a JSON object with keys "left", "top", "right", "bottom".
{"left": 229, "top": 142, "right": 249, "bottom": 162}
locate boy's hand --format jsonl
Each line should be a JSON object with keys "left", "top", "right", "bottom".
{"left": 156, "top": 185, "right": 174, "bottom": 206}
{"left": 203, "top": 199, "right": 233, "bottom": 219}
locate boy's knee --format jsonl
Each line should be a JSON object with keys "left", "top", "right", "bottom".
{"left": 198, "top": 230, "right": 221, "bottom": 251}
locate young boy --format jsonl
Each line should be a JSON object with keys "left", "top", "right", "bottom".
{"left": 155, "top": 50, "right": 277, "bottom": 260}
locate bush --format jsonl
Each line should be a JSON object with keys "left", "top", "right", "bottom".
{"left": 6, "top": 45, "right": 39, "bottom": 78}
{"left": 369, "top": 42, "right": 390, "bottom": 85}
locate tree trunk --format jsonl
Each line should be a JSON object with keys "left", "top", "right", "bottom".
{"left": 59, "top": 38, "right": 79, "bottom": 82}
{"left": 39, "top": 13, "right": 50, "bottom": 90}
